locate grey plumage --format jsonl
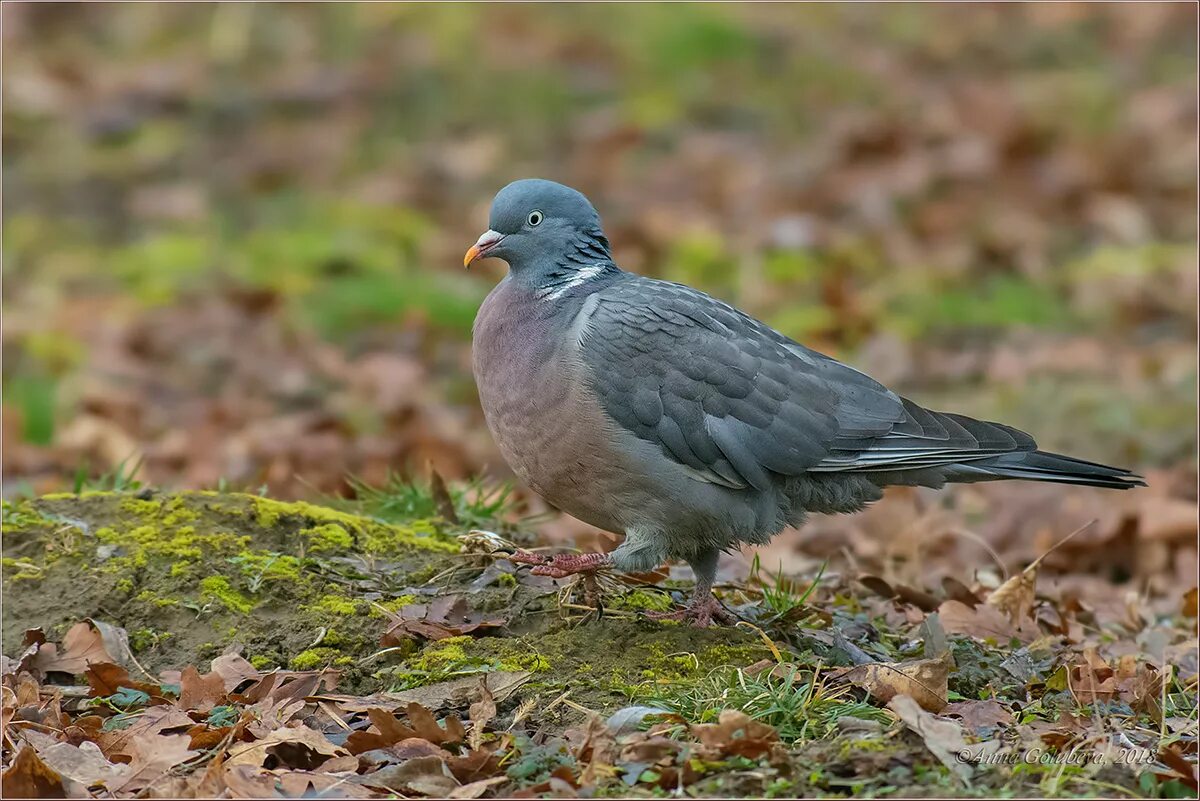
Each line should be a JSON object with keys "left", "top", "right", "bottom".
{"left": 468, "top": 179, "right": 1143, "bottom": 621}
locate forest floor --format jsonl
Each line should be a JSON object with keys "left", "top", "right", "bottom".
{"left": 2, "top": 484, "right": 1196, "bottom": 798}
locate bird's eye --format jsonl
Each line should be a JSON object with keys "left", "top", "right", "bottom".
{"left": 527, "top": 210, "right": 543, "bottom": 227}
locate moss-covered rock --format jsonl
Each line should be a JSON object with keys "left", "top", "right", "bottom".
{"left": 2, "top": 490, "right": 460, "bottom": 691}
{"left": 2, "top": 490, "right": 766, "bottom": 709}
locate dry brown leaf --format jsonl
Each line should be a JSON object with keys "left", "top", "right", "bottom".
{"left": 25, "top": 733, "right": 131, "bottom": 789}
{"left": 468, "top": 676, "right": 497, "bottom": 751}
{"left": 380, "top": 595, "right": 507, "bottom": 644}
{"left": 942, "top": 700, "right": 1014, "bottom": 735}
{"left": 449, "top": 775, "right": 509, "bottom": 799}
{"left": 938, "top": 599, "right": 1040, "bottom": 643}
{"left": 316, "top": 670, "right": 531, "bottom": 715}
{"left": 357, "top": 754, "right": 462, "bottom": 796}
{"left": 28, "top": 621, "right": 118, "bottom": 676}
{"left": 178, "top": 664, "right": 227, "bottom": 712}
{"left": 108, "top": 733, "right": 198, "bottom": 793}
{"left": 0, "top": 745, "right": 67, "bottom": 798}
{"left": 843, "top": 654, "right": 951, "bottom": 713}
{"left": 1068, "top": 647, "right": 1119, "bottom": 704}
{"left": 226, "top": 724, "right": 348, "bottom": 771}
{"left": 690, "top": 709, "right": 784, "bottom": 762}
{"left": 210, "top": 653, "right": 262, "bottom": 692}
{"left": 986, "top": 566, "right": 1036, "bottom": 624}
{"left": 83, "top": 662, "right": 163, "bottom": 701}
{"left": 97, "top": 704, "right": 196, "bottom": 761}
{"left": 887, "top": 694, "right": 973, "bottom": 783}
{"left": 1183, "top": 587, "right": 1198, "bottom": 619}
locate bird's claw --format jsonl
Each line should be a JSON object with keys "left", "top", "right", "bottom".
{"left": 644, "top": 594, "right": 736, "bottom": 628}
{"left": 528, "top": 552, "right": 610, "bottom": 578}
{"left": 507, "top": 549, "right": 550, "bottom": 567}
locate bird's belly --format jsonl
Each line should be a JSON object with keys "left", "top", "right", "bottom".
{"left": 478, "top": 361, "right": 631, "bottom": 533}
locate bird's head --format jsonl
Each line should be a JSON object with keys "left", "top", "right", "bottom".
{"left": 464, "top": 179, "right": 610, "bottom": 279}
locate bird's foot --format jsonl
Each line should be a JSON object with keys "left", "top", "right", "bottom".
{"left": 644, "top": 593, "right": 736, "bottom": 628}
{"left": 509, "top": 550, "right": 611, "bottom": 578}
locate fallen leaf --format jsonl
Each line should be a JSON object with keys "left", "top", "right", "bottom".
{"left": 986, "top": 566, "right": 1036, "bottom": 624}
{"left": 380, "top": 596, "right": 507, "bottom": 644}
{"left": 226, "top": 724, "right": 348, "bottom": 771}
{"left": 844, "top": 654, "right": 951, "bottom": 712}
{"left": 887, "top": 694, "right": 973, "bottom": 783}
{"left": 211, "top": 653, "right": 262, "bottom": 692}
{"left": 178, "top": 665, "right": 227, "bottom": 712}
{"left": 1184, "top": 587, "right": 1198, "bottom": 619}
{"left": 31, "top": 738, "right": 130, "bottom": 789}
{"left": 97, "top": 705, "right": 196, "bottom": 760}
{"left": 28, "top": 621, "right": 119, "bottom": 676}
{"left": 938, "top": 599, "right": 1039, "bottom": 643}
{"left": 942, "top": 700, "right": 1014, "bottom": 735}
{"left": 317, "top": 670, "right": 530, "bottom": 715}
{"left": 468, "top": 676, "right": 496, "bottom": 751}
{"left": 356, "top": 754, "right": 461, "bottom": 796}
{"left": 690, "top": 709, "right": 783, "bottom": 762}
{"left": 346, "top": 704, "right": 466, "bottom": 754}
{"left": 449, "top": 775, "right": 508, "bottom": 799}
{"left": 108, "top": 733, "right": 198, "bottom": 793}
{"left": 0, "top": 745, "right": 67, "bottom": 798}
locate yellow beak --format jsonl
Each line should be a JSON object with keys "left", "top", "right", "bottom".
{"left": 464, "top": 229, "right": 505, "bottom": 268}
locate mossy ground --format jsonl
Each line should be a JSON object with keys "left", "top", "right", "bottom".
{"left": 1, "top": 491, "right": 770, "bottom": 706}
{"left": 3, "top": 491, "right": 1190, "bottom": 798}
{"left": 1, "top": 490, "right": 462, "bottom": 691}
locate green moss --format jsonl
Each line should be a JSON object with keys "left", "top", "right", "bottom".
{"left": 135, "top": 589, "right": 179, "bottom": 607}
{"left": 198, "top": 576, "right": 254, "bottom": 614}
{"left": 253, "top": 498, "right": 282, "bottom": 529}
{"left": 499, "top": 654, "right": 552, "bottom": 672}
{"left": 96, "top": 523, "right": 248, "bottom": 561}
{"left": 251, "top": 496, "right": 459, "bottom": 554}
{"left": 249, "top": 655, "right": 276, "bottom": 670}
{"left": 228, "top": 552, "right": 302, "bottom": 581}
{"left": 114, "top": 578, "right": 134, "bottom": 594}
{"left": 162, "top": 508, "right": 199, "bottom": 527}
{"left": 498, "top": 572, "right": 518, "bottom": 588}
{"left": 411, "top": 636, "right": 471, "bottom": 669}
{"left": 169, "top": 561, "right": 193, "bottom": 578}
{"left": 369, "top": 594, "right": 418, "bottom": 617}
{"left": 1, "top": 556, "right": 44, "bottom": 581}
{"left": 300, "top": 523, "right": 354, "bottom": 553}
{"left": 610, "top": 589, "right": 674, "bottom": 613}
{"left": 304, "top": 594, "right": 362, "bottom": 616}
{"left": 290, "top": 648, "right": 341, "bottom": 670}
{"left": 119, "top": 497, "right": 162, "bottom": 518}
{"left": 129, "top": 628, "right": 171, "bottom": 653}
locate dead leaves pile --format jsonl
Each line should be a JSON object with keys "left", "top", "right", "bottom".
{"left": 833, "top": 547, "right": 1200, "bottom": 793}
{"left": 2, "top": 619, "right": 808, "bottom": 799}
{"left": 2, "top": 620, "right": 516, "bottom": 799}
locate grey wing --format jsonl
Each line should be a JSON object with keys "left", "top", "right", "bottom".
{"left": 580, "top": 278, "right": 1035, "bottom": 491}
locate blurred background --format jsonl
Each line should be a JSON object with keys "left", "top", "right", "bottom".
{"left": 3, "top": 4, "right": 1196, "bottom": 595}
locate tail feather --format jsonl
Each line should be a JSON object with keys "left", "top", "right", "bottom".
{"left": 946, "top": 449, "right": 1145, "bottom": 490}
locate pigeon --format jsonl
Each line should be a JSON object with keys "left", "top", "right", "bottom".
{"left": 466, "top": 179, "right": 1144, "bottom": 626}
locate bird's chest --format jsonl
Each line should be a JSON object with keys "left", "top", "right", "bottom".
{"left": 471, "top": 283, "right": 625, "bottom": 529}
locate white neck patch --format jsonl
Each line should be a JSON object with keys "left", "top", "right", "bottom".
{"left": 538, "top": 263, "right": 609, "bottom": 301}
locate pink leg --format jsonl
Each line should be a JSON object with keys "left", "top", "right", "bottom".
{"left": 530, "top": 552, "right": 611, "bottom": 578}
{"left": 507, "top": 550, "right": 611, "bottom": 578}
{"left": 508, "top": 549, "right": 549, "bottom": 566}
{"left": 644, "top": 587, "right": 736, "bottom": 628}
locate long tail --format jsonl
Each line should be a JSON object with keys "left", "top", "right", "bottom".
{"left": 944, "top": 450, "right": 1145, "bottom": 489}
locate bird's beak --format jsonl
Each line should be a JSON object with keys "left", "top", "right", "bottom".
{"left": 464, "top": 229, "right": 506, "bottom": 268}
